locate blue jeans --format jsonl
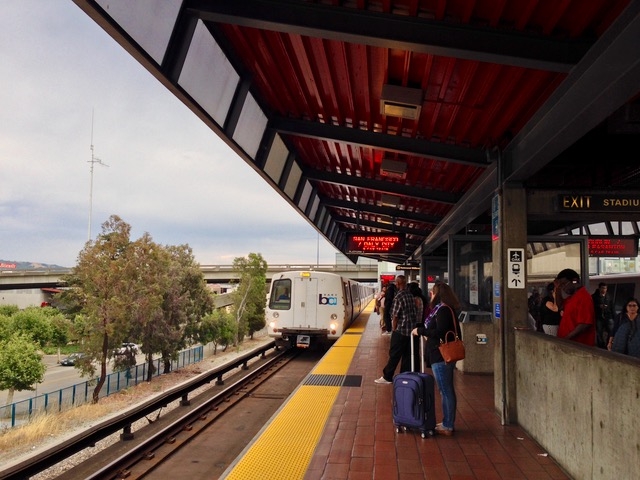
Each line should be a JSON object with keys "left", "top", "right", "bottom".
{"left": 431, "top": 361, "right": 457, "bottom": 430}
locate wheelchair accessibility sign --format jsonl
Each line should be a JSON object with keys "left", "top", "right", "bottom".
{"left": 507, "top": 248, "right": 525, "bottom": 289}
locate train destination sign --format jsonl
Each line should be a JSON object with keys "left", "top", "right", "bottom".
{"left": 588, "top": 236, "right": 639, "bottom": 257}
{"left": 557, "top": 194, "right": 640, "bottom": 212}
{"left": 346, "top": 233, "right": 406, "bottom": 254}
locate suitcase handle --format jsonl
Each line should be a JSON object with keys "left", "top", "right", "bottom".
{"left": 410, "top": 335, "right": 426, "bottom": 373}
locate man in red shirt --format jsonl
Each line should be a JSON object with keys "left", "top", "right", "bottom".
{"left": 555, "top": 269, "right": 596, "bottom": 346}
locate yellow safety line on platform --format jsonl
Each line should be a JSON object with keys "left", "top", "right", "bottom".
{"left": 223, "top": 311, "right": 370, "bottom": 479}
{"left": 223, "top": 385, "right": 340, "bottom": 480}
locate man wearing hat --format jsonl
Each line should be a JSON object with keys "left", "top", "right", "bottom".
{"left": 555, "top": 268, "right": 596, "bottom": 346}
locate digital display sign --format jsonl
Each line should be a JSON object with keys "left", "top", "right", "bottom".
{"left": 346, "top": 233, "right": 406, "bottom": 254}
{"left": 588, "top": 236, "right": 638, "bottom": 257}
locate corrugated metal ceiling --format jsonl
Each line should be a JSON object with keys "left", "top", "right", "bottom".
{"left": 73, "top": 0, "right": 640, "bottom": 263}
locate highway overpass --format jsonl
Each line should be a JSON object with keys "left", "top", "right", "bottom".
{"left": 0, "top": 264, "right": 381, "bottom": 291}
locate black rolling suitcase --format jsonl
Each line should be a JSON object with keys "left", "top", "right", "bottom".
{"left": 392, "top": 336, "right": 436, "bottom": 438}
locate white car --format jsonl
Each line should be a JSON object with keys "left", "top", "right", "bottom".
{"left": 115, "top": 342, "right": 140, "bottom": 355}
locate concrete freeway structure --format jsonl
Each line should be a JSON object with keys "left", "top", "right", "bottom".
{"left": 0, "top": 263, "right": 381, "bottom": 292}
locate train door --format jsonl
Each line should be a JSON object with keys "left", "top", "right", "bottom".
{"left": 293, "top": 276, "right": 319, "bottom": 329}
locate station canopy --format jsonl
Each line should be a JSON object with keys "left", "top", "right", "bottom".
{"left": 74, "top": 0, "right": 640, "bottom": 264}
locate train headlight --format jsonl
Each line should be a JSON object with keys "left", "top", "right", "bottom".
{"left": 272, "top": 312, "right": 279, "bottom": 318}
{"left": 330, "top": 314, "right": 338, "bottom": 320}
{"left": 269, "top": 320, "right": 278, "bottom": 330}
{"left": 329, "top": 322, "right": 337, "bottom": 331}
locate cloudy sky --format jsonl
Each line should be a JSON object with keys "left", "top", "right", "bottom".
{"left": 0, "top": 1, "right": 340, "bottom": 268}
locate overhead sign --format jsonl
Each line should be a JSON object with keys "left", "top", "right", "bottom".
{"left": 557, "top": 194, "right": 640, "bottom": 212}
{"left": 396, "top": 264, "right": 420, "bottom": 271}
{"left": 507, "top": 248, "right": 525, "bottom": 289}
{"left": 588, "top": 236, "right": 638, "bottom": 257}
{"left": 346, "top": 233, "right": 406, "bottom": 254}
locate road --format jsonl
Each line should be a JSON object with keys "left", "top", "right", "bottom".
{"left": 1, "top": 353, "right": 140, "bottom": 406}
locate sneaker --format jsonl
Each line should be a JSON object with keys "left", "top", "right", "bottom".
{"left": 435, "top": 424, "right": 454, "bottom": 436}
{"left": 374, "top": 376, "right": 392, "bottom": 384}
{"left": 382, "top": 331, "right": 391, "bottom": 335}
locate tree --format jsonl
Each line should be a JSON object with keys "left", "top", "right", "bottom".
{"left": 8, "top": 307, "right": 53, "bottom": 348}
{"left": 198, "top": 308, "right": 236, "bottom": 354}
{"left": 231, "top": 253, "right": 267, "bottom": 345}
{"left": 154, "top": 244, "right": 213, "bottom": 375}
{"left": 48, "top": 312, "right": 73, "bottom": 362}
{"left": 62, "top": 215, "right": 139, "bottom": 403}
{"left": 0, "top": 304, "right": 19, "bottom": 317}
{"left": 0, "top": 334, "right": 46, "bottom": 408}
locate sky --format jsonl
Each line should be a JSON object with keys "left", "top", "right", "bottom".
{"left": 0, "top": 1, "right": 340, "bottom": 268}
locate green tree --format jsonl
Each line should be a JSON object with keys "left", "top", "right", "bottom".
{"left": 0, "top": 304, "right": 19, "bottom": 316}
{"left": 62, "top": 214, "right": 139, "bottom": 403}
{"left": 9, "top": 307, "right": 53, "bottom": 348}
{"left": 154, "top": 244, "right": 213, "bottom": 375}
{"left": 198, "top": 308, "right": 236, "bottom": 354}
{"left": 122, "top": 232, "right": 170, "bottom": 380}
{"left": 0, "top": 313, "right": 11, "bottom": 342}
{"left": 231, "top": 253, "right": 267, "bottom": 345}
{"left": 49, "top": 313, "right": 73, "bottom": 362}
{"left": 0, "top": 334, "right": 46, "bottom": 407}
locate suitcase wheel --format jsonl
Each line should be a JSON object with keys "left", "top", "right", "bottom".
{"left": 421, "top": 429, "right": 435, "bottom": 438}
{"left": 395, "top": 426, "right": 406, "bottom": 433}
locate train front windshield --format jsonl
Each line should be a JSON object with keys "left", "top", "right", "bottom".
{"left": 270, "top": 278, "right": 292, "bottom": 310}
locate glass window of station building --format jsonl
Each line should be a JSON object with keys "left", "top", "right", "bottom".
{"left": 447, "top": 221, "right": 640, "bottom": 314}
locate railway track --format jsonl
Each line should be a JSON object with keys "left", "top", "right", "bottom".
{"left": 7, "top": 344, "right": 324, "bottom": 480}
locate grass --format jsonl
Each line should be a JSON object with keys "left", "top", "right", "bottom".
{"left": 0, "top": 402, "right": 116, "bottom": 462}
{"left": 0, "top": 369, "right": 195, "bottom": 465}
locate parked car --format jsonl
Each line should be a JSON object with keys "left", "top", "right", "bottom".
{"left": 60, "top": 353, "right": 86, "bottom": 366}
{"left": 115, "top": 342, "right": 140, "bottom": 355}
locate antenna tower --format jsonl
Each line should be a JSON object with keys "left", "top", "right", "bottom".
{"left": 88, "top": 110, "right": 109, "bottom": 241}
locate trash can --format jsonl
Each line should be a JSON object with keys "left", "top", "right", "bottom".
{"left": 458, "top": 311, "right": 494, "bottom": 374}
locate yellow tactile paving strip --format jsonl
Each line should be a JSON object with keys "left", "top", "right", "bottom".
{"left": 222, "top": 305, "right": 372, "bottom": 479}
{"left": 223, "top": 385, "right": 340, "bottom": 480}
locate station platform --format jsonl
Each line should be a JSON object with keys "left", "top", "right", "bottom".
{"left": 222, "top": 305, "right": 570, "bottom": 480}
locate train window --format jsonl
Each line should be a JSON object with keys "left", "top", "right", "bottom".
{"left": 270, "top": 279, "right": 292, "bottom": 310}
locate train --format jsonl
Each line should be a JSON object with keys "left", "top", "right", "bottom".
{"left": 265, "top": 270, "right": 375, "bottom": 348}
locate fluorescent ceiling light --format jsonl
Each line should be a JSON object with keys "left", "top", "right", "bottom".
{"left": 380, "top": 84, "right": 423, "bottom": 120}
{"left": 380, "top": 194, "right": 400, "bottom": 208}
{"left": 380, "top": 158, "right": 407, "bottom": 180}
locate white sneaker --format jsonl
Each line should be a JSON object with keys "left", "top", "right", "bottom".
{"left": 374, "top": 376, "right": 392, "bottom": 384}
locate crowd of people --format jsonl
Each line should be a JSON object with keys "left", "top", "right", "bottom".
{"left": 374, "top": 268, "right": 640, "bottom": 437}
{"left": 527, "top": 269, "right": 639, "bottom": 358}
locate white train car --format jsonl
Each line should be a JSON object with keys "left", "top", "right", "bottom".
{"left": 266, "top": 270, "right": 374, "bottom": 348}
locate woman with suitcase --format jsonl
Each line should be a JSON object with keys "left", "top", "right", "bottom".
{"left": 412, "top": 282, "right": 461, "bottom": 436}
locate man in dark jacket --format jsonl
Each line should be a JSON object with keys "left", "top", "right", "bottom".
{"left": 375, "top": 275, "right": 417, "bottom": 384}
{"left": 382, "top": 281, "right": 397, "bottom": 334}
{"left": 592, "top": 282, "right": 613, "bottom": 348}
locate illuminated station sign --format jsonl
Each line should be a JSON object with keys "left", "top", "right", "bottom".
{"left": 588, "top": 236, "right": 639, "bottom": 257}
{"left": 346, "top": 233, "right": 406, "bottom": 254}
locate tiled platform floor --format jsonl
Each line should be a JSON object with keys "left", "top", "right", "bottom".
{"left": 304, "top": 311, "right": 571, "bottom": 480}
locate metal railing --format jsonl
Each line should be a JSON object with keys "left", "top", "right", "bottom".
{"left": 1, "top": 346, "right": 204, "bottom": 429}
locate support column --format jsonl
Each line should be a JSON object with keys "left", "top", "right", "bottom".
{"left": 492, "top": 184, "right": 528, "bottom": 425}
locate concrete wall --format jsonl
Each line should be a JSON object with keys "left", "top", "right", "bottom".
{"left": 0, "top": 288, "right": 50, "bottom": 309}
{"left": 514, "top": 330, "right": 640, "bottom": 479}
